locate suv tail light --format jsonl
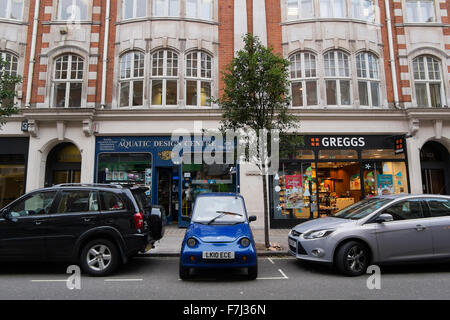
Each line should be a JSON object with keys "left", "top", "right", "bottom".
{"left": 134, "top": 212, "right": 144, "bottom": 230}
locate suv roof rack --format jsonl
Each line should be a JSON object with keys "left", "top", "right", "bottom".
{"left": 54, "top": 183, "right": 124, "bottom": 189}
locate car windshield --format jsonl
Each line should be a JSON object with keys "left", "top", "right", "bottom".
{"left": 334, "top": 198, "right": 392, "bottom": 220}
{"left": 192, "top": 196, "right": 246, "bottom": 224}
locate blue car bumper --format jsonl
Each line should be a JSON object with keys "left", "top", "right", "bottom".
{"left": 180, "top": 242, "right": 257, "bottom": 268}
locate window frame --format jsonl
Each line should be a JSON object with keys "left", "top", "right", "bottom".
{"left": 57, "top": 0, "right": 89, "bottom": 21}
{"left": 185, "top": 0, "right": 213, "bottom": 21}
{"left": 119, "top": 51, "right": 145, "bottom": 108}
{"left": 52, "top": 54, "right": 85, "bottom": 108}
{"left": 412, "top": 55, "right": 444, "bottom": 108}
{"left": 289, "top": 51, "right": 319, "bottom": 107}
{"left": 286, "top": 0, "right": 315, "bottom": 20}
{"left": 405, "top": 0, "right": 436, "bottom": 23}
{"left": 122, "top": 0, "right": 147, "bottom": 20}
{"left": 150, "top": 49, "right": 179, "bottom": 107}
{"left": 152, "top": 0, "right": 180, "bottom": 17}
{"left": 350, "top": 0, "right": 375, "bottom": 23}
{"left": 323, "top": 50, "right": 352, "bottom": 106}
{"left": 0, "top": 0, "right": 24, "bottom": 21}
{"left": 320, "top": 0, "right": 347, "bottom": 18}
{"left": 356, "top": 52, "right": 380, "bottom": 107}
{"left": 185, "top": 50, "right": 213, "bottom": 107}
{"left": 0, "top": 51, "right": 19, "bottom": 77}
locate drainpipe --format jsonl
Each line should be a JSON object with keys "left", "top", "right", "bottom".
{"left": 100, "top": 0, "right": 110, "bottom": 109}
{"left": 385, "top": 0, "right": 400, "bottom": 109}
{"left": 25, "top": 0, "right": 40, "bottom": 107}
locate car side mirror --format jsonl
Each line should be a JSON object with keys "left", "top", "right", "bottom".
{"left": 249, "top": 216, "right": 257, "bottom": 223}
{"left": 376, "top": 213, "right": 393, "bottom": 223}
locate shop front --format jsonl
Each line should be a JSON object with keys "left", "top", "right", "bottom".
{"left": 0, "top": 137, "right": 29, "bottom": 208}
{"left": 95, "top": 136, "right": 238, "bottom": 227}
{"left": 270, "top": 135, "right": 410, "bottom": 228}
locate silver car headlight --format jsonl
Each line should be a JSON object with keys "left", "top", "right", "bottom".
{"left": 303, "top": 229, "right": 334, "bottom": 240}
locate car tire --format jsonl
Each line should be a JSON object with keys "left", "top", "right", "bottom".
{"left": 247, "top": 265, "right": 258, "bottom": 280}
{"left": 179, "top": 262, "right": 190, "bottom": 280}
{"left": 335, "top": 241, "right": 370, "bottom": 276}
{"left": 80, "top": 239, "right": 120, "bottom": 277}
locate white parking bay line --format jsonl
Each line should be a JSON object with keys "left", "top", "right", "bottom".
{"left": 267, "top": 257, "right": 275, "bottom": 264}
{"left": 30, "top": 280, "right": 67, "bottom": 283}
{"left": 278, "top": 268, "right": 288, "bottom": 279}
{"left": 104, "top": 278, "right": 143, "bottom": 282}
{"left": 257, "top": 269, "right": 289, "bottom": 280}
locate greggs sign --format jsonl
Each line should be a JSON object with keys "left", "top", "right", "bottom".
{"left": 310, "top": 136, "right": 366, "bottom": 148}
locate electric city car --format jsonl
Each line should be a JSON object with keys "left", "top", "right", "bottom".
{"left": 179, "top": 193, "right": 258, "bottom": 280}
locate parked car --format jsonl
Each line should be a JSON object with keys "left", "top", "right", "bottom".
{"left": 179, "top": 193, "right": 258, "bottom": 280}
{"left": 0, "top": 184, "right": 165, "bottom": 276}
{"left": 288, "top": 194, "right": 450, "bottom": 276}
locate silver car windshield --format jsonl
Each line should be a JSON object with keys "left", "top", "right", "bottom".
{"left": 192, "top": 196, "right": 246, "bottom": 224}
{"left": 334, "top": 198, "right": 392, "bottom": 220}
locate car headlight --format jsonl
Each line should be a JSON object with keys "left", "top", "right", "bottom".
{"left": 187, "top": 238, "right": 197, "bottom": 247}
{"left": 290, "top": 230, "right": 301, "bottom": 237}
{"left": 240, "top": 237, "right": 251, "bottom": 247}
{"left": 303, "top": 229, "right": 334, "bottom": 240}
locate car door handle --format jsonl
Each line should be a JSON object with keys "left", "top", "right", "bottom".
{"left": 35, "top": 220, "right": 43, "bottom": 225}
{"left": 83, "top": 218, "right": 92, "bottom": 222}
{"left": 415, "top": 225, "right": 427, "bottom": 231}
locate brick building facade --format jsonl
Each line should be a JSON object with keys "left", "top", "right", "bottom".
{"left": 0, "top": 0, "right": 449, "bottom": 228}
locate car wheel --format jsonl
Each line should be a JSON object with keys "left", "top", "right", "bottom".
{"left": 179, "top": 262, "right": 190, "bottom": 280}
{"left": 80, "top": 239, "right": 120, "bottom": 277}
{"left": 335, "top": 241, "right": 370, "bottom": 276}
{"left": 247, "top": 265, "right": 258, "bottom": 280}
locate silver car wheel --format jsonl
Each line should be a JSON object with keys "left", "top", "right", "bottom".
{"left": 346, "top": 246, "right": 366, "bottom": 272}
{"left": 86, "top": 244, "right": 112, "bottom": 272}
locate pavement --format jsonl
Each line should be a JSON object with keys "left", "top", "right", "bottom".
{"left": 142, "top": 224, "right": 291, "bottom": 256}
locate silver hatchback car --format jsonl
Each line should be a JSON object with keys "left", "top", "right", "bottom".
{"left": 288, "top": 194, "right": 450, "bottom": 276}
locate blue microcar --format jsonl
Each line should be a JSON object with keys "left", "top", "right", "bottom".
{"left": 179, "top": 193, "right": 258, "bottom": 280}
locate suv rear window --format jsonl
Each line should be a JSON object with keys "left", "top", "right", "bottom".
{"left": 100, "top": 191, "right": 125, "bottom": 211}
{"left": 131, "top": 188, "right": 150, "bottom": 212}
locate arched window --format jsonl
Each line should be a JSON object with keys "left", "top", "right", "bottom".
{"left": 185, "top": 51, "right": 212, "bottom": 107}
{"left": 153, "top": 0, "right": 180, "bottom": 17}
{"left": 151, "top": 50, "right": 178, "bottom": 106}
{"left": 413, "top": 55, "right": 443, "bottom": 107}
{"left": 356, "top": 52, "right": 380, "bottom": 107}
{"left": 57, "top": 0, "right": 88, "bottom": 20}
{"left": 0, "top": 0, "right": 24, "bottom": 20}
{"left": 320, "top": 0, "right": 346, "bottom": 18}
{"left": 119, "top": 51, "right": 144, "bottom": 107}
{"left": 289, "top": 52, "right": 318, "bottom": 106}
{"left": 324, "top": 50, "right": 351, "bottom": 106}
{"left": 0, "top": 51, "right": 18, "bottom": 76}
{"left": 52, "top": 54, "right": 84, "bottom": 108}
{"left": 123, "top": 0, "right": 146, "bottom": 20}
{"left": 351, "top": 0, "right": 375, "bottom": 22}
{"left": 286, "top": 0, "right": 314, "bottom": 20}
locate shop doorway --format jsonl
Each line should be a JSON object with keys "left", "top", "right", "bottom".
{"left": 45, "top": 143, "right": 81, "bottom": 187}
{"left": 157, "top": 167, "right": 179, "bottom": 224}
{"left": 420, "top": 141, "right": 450, "bottom": 195}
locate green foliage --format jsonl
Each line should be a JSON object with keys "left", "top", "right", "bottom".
{"left": 0, "top": 56, "right": 21, "bottom": 125}
{"left": 217, "top": 33, "right": 298, "bottom": 134}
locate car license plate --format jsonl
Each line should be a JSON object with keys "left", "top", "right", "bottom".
{"left": 202, "top": 251, "right": 235, "bottom": 260}
{"left": 288, "top": 238, "right": 297, "bottom": 248}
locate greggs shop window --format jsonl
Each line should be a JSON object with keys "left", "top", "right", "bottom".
{"left": 270, "top": 135, "right": 410, "bottom": 228}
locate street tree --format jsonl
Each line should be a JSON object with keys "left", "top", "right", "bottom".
{"left": 0, "top": 55, "right": 21, "bottom": 126}
{"left": 216, "top": 33, "right": 299, "bottom": 248}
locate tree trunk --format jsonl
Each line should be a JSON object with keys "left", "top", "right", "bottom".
{"left": 262, "top": 173, "right": 270, "bottom": 248}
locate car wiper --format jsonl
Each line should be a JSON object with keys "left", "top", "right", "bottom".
{"left": 207, "top": 211, "right": 243, "bottom": 225}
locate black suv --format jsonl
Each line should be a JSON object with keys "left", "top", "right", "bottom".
{"left": 0, "top": 184, "right": 165, "bottom": 276}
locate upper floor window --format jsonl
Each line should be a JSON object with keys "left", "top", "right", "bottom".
{"left": 0, "top": 51, "right": 18, "bottom": 77}
{"left": 406, "top": 0, "right": 435, "bottom": 23}
{"left": 153, "top": 0, "right": 180, "bottom": 16}
{"left": 52, "top": 54, "right": 84, "bottom": 108}
{"left": 324, "top": 50, "right": 351, "bottom": 106}
{"left": 185, "top": 51, "right": 212, "bottom": 106}
{"left": 356, "top": 52, "right": 380, "bottom": 107}
{"left": 289, "top": 52, "right": 318, "bottom": 106}
{"left": 286, "top": 0, "right": 314, "bottom": 20}
{"left": 320, "top": 0, "right": 347, "bottom": 18}
{"left": 186, "top": 0, "right": 213, "bottom": 20}
{"left": 151, "top": 50, "right": 179, "bottom": 106}
{"left": 123, "top": 0, "right": 146, "bottom": 20}
{"left": 0, "top": 0, "right": 23, "bottom": 20}
{"left": 58, "top": 0, "right": 88, "bottom": 21}
{"left": 413, "top": 55, "right": 443, "bottom": 107}
{"left": 351, "top": 0, "right": 375, "bottom": 22}
{"left": 119, "top": 51, "right": 144, "bottom": 107}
